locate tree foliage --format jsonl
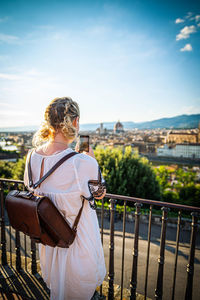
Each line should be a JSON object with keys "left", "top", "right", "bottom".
{"left": 94, "top": 146, "right": 161, "bottom": 202}
{"left": 0, "top": 157, "right": 26, "bottom": 181}
{"left": 154, "top": 166, "right": 173, "bottom": 191}
{"left": 162, "top": 189, "right": 179, "bottom": 204}
{"left": 0, "top": 161, "right": 13, "bottom": 178}
{"left": 179, "top": 183, "right": 200, "bottom": 208}
{"left": 12, "top": 157, "right": 26, "bottom": 180}
{"left": 154, "top": 165, "right": 200, "bottom": 207}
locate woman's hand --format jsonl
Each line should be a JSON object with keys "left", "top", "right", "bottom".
{"left": 94, "top": 188, "right": 106, "bottom": 199}
{"left": 75, "top": 143, "right": 96, "bottom": 159}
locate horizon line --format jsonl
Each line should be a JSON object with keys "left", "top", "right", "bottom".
{"left": 0, "top": 113, "right": 200, "bottom": 130}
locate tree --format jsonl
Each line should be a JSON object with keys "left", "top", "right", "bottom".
{"left": 12, "top": 157, "right": 26, "bottom": 181}
{"left": 162, "top": 189, "right": 179, "bottom": 204}
{"left": 175, "top": 168, "right": 196, "bottom": 186}
{"left": 179, "top": 183, "right": 200, "bottom": 207}
{"left": 0, "top": 157, "right": 26, "bottom": 181}
{"left": 0, "top": 161, "right": 13, "bottom": 178}
{"left": 94, "top": 146, "right": 161, "bottom": 204}
{"left": 153, "top": 166, "right": 173, "bottom": 191}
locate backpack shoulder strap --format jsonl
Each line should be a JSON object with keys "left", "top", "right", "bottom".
{"left": 27, "top": 149, "right": 34, "bottom": 188}
{"left": 72, "top": 196, "right": 85, "bottom": 231}
{"left": 28, "top": 150, "right": 78, "bottom": 189}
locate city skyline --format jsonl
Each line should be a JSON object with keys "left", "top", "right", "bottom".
{"left": 0, "top": 0, "right": 200, "bottom": 128}
{"left": 0, "top": 112, "right": 199, "bottom": 132}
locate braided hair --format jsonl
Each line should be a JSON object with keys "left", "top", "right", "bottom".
{"left": 33, "top": 97, "right": 80, "bottom": 147}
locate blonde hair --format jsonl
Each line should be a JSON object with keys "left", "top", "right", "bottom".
{"left": 33, "top": 97, "right": 80, "bottom": 147}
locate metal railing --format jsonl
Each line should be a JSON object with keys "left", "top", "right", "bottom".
{"left": 0, "top": 178, "right": 200, "bottom": 300}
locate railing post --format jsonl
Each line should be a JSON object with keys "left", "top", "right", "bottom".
{"left": 120, "top": 200, "right": 127, "bottom": 300}
{"left": 108, "top": 199, "right": 116, "bottom": 300}
{"left": 130, "top": 203, "right": 142, "bottom": 300}
{"left": 144, "top": 205, "right": 153, "bottom": 300}
{"left": 100, "top": 197, "right": 105, "bottom": 298}
{"left": 184, "top": 212, "right": 199, "bottom": 300}
{"left": 155, "top": 207, "right": 169, "bottom": 300}
{"left": 171, "top": 210, "right": 182, "bottom": 300}
{"left": 31, "top": 239, "right": 37, "bottom": 274}
{"left": 13, "top": 182, "right": 22, "bottom": 272}
{"left": 0, "top": 181, "right": 7, "bottom": 265}
{"left": 15, "top": 230, "right": 22, "bottom": 271}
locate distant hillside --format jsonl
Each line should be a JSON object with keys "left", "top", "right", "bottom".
{"left": 135, "top": 114, "right": 200, "bottom": 129}
{"left": 80, "top": 114, "right": 200, "bottom": 131}
{"left": 0, "top": 114, "right": 199, "bottom": 132}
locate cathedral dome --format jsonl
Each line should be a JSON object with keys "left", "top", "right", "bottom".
{"left": 114, "top": 121, "right": 124, "bottom": 133}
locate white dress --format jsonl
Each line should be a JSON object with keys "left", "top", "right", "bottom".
{"left": 24, "top": 148, "right": 106, "bottom": 300}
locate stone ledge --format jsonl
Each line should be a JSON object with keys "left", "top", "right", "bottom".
{"left": 95, "top": 281, "right": 152, "bottom": 300}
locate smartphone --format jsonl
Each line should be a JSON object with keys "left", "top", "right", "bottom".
{"left": 79, "top": 135, "right": 89, "bottom": 152}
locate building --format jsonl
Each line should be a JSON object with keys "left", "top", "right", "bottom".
{"left": 157, "top": 143, "right": 200, "bottom": 159}
{"left": 167, "top": 124, "right": 200, "bottom": 144}
{"left": 96, "top": 123, "right": 107, "bottom": 135}
{"left": 114, "top": 121, "right": 124, "bottom": 134}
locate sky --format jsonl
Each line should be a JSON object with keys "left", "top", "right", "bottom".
{"left": 0, "top": 0, "right": 200, "bottom": 128}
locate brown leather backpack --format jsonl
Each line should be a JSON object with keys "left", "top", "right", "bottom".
{"left": 5, "top": 151, "right": 84, "bottom": 248}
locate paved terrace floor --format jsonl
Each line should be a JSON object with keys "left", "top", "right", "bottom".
{"left": 100, "top": 217, "right": 200, "bottom": 300}
{"left": 1, "top": 216, "right": 199, "bottom": 300}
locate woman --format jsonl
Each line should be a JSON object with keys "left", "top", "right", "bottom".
{"left": 24, "top": 97, "right": 106, "bottom": 300}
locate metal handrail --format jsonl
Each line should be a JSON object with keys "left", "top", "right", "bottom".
{"left": 106, "top": 193, "right": 200, "bottom": 213}
{"left": 1, "top": 178, "right": 200, "bottom": 212}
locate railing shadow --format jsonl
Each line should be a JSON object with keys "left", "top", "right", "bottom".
{"left": 97, "top": 215, "right": 200, "bottom": 263}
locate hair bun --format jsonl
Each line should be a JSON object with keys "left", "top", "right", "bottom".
{"left": 32, "top": 97, "right": 80, "bottom": 147}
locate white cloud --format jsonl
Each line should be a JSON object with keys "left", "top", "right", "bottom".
{"left": 175, "top": 18, "right": 184, "bottom": 24}
{"left": 176, "top": 25, "right": 196, "bottom": 41}
{"left": 180, "top": 44, "right": 192, "bottom": 52}
{"left": 195, "top": 15, "right": 200, "bottom": 22}
{"left": 186, "top": 12, "right": 193, "bottom": 19}
{"left": 190, "top": 14, "right": 200, "bottom": 22}
{"left": 0, "top": 33, "right": 19, "bottom": 44}
{"left": 0, "top": 73, "right": 22, "bottom": 80}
